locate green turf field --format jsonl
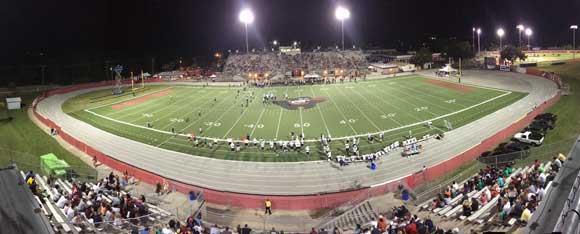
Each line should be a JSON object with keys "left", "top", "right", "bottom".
{"left": 521, "top": 52, "right": 578, "bottom": 64}
{"left": 63, "top": 75, "right": 526, "bottom": 162}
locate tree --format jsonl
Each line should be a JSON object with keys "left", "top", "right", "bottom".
{"left": 500, "top": 45, "right": 527, "bottom": 63}
{"left": 446, "top": 41, "right": 473, "bottom": 60}
{"left": 413, "top": 47, "right": 433, "bottom": 67}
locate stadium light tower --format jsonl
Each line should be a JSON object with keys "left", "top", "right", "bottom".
{"left": 525, "top": 28, "right": 532, "bottom": 49}
{"left": 472, "top": 27, "right": 476, "bottom": 53}
{"left": 517, "top": 25, "right": 525, "bottom": 48}
{"left": 477, "top": 28, "right": 482, "bottom": 54}
{"left": 335, "top": 6, "right": 350, "bottom": 50}
{"left": 572, "top": 25, "right": 578, "bottom": 59}
{"left": 497, "top": 28, "right": 505, "bottom": 49}
{"left": 239, "top": 8, "right": 254, "bottom": 54}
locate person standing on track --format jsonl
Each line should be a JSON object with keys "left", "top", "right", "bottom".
{"left": 265, "top": 199, "right": 272, "bottom": 215}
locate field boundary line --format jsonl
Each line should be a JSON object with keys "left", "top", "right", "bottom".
{"left": 82, "top": 88, "right": 512, "bottom": 143}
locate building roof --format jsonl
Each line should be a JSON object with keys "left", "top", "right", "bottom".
{"left": 370, "top": 63, "right": 398, "bottom": 69}
{"left": 0, "top": 167, "right": 54, "bottom": 234}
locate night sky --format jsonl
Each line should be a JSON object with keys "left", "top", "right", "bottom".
{"left": 1, "top": 0, "right": 579, "bottom": 64}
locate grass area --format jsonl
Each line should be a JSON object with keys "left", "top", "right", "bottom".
{"left": 519, "top": 52, "right": 578, "bottom": 64}
{"left": 413, "top": 62, "right": 580, "bottom": 203}
{"left": 62, "top": 75, "right": 525, "bottom": 162}
{"left": 0, "top": 94, "right": 96, "bottom": 180}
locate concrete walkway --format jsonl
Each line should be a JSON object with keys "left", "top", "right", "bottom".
{"left": 33, "top": 70, "right": 558, "bottom": 196}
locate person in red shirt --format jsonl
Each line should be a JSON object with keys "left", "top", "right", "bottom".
{"left": 310, "top": 228, "right": 317, "bottom": 234}
{"left": 405, "top": 221, "right": 417, "bottom": 234}
{"left": 377, "top": 216, "right": 388, "bottom": 231}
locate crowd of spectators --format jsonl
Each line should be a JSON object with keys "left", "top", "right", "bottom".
{"left": 223, "top": 51, "right": 367, "bottom": 77}
{"left": 428, "top": 156, "right": 562, "bottom": 226}
{"left": 25, "top": 170, "right": 168, "bottom": 232}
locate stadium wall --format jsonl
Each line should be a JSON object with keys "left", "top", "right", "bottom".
{"left": 32, "top": 73, "right": 560, "bottom": 210}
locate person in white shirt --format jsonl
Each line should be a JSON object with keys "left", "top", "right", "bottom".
{"left": 56, "top": 195, "right": 68, "bottom": 209}
{"left": 51, "top": 187, "right": 61, "bottom": 202}
{"left": 210, "top": 224, "right": 221, "bottom": 234}
{"left": 368, "top": 217, "right": 378, "bottom": 228}
{"left": 66, "top": 205, "right": 75, "bottom": 220}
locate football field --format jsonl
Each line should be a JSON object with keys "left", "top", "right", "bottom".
{"left": 63, "top": 75, "right": 526, "bottom": 161}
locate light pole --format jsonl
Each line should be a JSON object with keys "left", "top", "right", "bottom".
{"left": 572, "top": 25, "right": 578, "bottom": 60}
{"left": 525, "top": 28, "right": 532, "bottom": 49}
{"left": 497, "top": 28, "right": 505, "bottom": 50}
{"left": 335, "top": 6, "right": 350, "bottom": 50}
{"left": 472, "top": 28, "right": 476, "bottom": 53}
{"left": 517, "top": 25, "right": 525, "bottom": 48}
{"left": 477, "top": 28, "right": 482, "bottom": 54}
{"left": 239, "top": 8, "right": 254, "bottom": 54}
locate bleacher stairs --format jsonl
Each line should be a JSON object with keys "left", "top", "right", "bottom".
{"left": 318, "top": 200, "right": 378, "bottom": 231}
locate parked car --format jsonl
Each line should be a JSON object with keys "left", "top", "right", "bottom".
{"left": 535, "top": 113, "right": 557, "bottom": 122}
{"left": 532, "top": 119, "right": 555, "bottom": 130}
{"left": 523, "top": 125, "right": 547, "bottom": 135}
{"left": 506, "top": 142, "right": 530, "bottom": 151}
{"left": 514, "top": 131, "right": 545, "bottom": 146}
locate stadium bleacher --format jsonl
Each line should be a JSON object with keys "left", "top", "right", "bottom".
{"left": 417, "top": 158, "right": 560, "bottom": 230}
{"left": 223, "top": 51, "right": 368, "bottom": 78}
{"left": 21, "top": 170, "right": 173, "bottom": 233}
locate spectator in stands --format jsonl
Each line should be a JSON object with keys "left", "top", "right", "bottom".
{"left": 553, "top": 156, "right": 562, "bottom": 171}
{"left": 309, "top": 227, "right": 317, "bottom": 234}
{"left": 368, "top": 217, "right": 377, "bottom": 228}
{"left": 377, "top": 215, "right": 387, "bottom": 231}
{"left": 162, "top": 220, "right": 176, "bottom": 234}
{"left": 140, "top": 226, "right": 150, "bottom": 234}
{"left": 210, "top": 224, "right": 220, "bottom": 234}
{"left": 520, "top": 204, "right": 533, "bottom": 223}
{"left": 221, "top": 226, "right": 232, "bottom": 234}
{"left": 242, "top": 224, "right": 251, "bottom": 234}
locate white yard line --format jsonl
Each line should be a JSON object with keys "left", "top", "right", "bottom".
{"left": 322, "top": 90, "right": 359, "bottom": 135}
{"left": 222, "top": 108, "right": 248, "bottom": 138}
{"left": 334, "top": 86, "right": 382, "bottom": 131}
{"left": 275, "top": 86, "right": 289, "bottom": 139}
{"left": 275, "top": 108, "right": 284, "bottom": 140}
{"left": 86, "top": 86, "right": 173, "bottom": 111}
{"left": 299, "top": 107, "right": 305, "bottom": 136}
{"left": 157, "top": 92, "right": 223, "bottom": 130}
{"left": 202, "top": 97, "right": 241, "bottom": 133}
{"left": 350, "top": 86, "right": 403, "bottom": 127}
{"left": 250, "top": 108, "right": 266, "bottom": 136}
{"left": 310, "top": 86, "right": 331, "bottom": 135}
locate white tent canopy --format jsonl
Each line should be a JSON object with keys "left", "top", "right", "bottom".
{"left": 304, "top": 73, "right": 320, "bottom": 79}
{"left": 439, "top": 64, "right": 458, "bottom": 73}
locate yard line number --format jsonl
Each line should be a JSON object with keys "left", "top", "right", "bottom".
{"left": 294, "top": 122, "right": 310, "bottom": 128}
{"left": 380, "top": 113, "right": 397, "bottom": 119}
{"left": 204, "top": 121, "right": 221, "bottom": 127}
{"left": 414, "top": 106, "right": 429, "bottom": 112}
{"left": 339, "top": 119, "right": 357, "bottom": 124}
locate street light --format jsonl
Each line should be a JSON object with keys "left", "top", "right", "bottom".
{"left": 572, "top": 25, "right": 578, "bottom": 59}
{"left": 517, "top": 25, "right": 525, "bottom": 48}
{"left": 239, "top": 8, "right": 254, "bottom": 54}
{"left": 273, "top": 40, "right": 278, "bottom": 46}
{"left": 525, "top": 28, "right": 532, "bottom": 49}
{"left": 335, "top": 6, "right": 350, "bottom": 50}
{"left": 477, "top": 28, "right": 482, "bottom": 54}
{"left": 497, "top": 28, "right": 505, "bottom": 49}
